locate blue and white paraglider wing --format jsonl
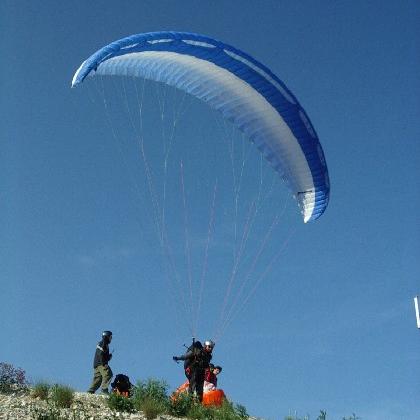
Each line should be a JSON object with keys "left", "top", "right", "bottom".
{"left": 72, "top": 31, "right": 330, "bottom": 222}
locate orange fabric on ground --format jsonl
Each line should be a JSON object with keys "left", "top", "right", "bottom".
{"left": 202, "top": 389, "right": 226, "bottom": 406}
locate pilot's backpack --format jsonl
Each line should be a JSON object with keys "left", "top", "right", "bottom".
{"left": 111, "top": 374, "right": 132, "bottom": 397}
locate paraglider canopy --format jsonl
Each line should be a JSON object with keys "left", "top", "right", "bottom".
{"left": 72, "top": 31, "right": 330, "bottom": 223}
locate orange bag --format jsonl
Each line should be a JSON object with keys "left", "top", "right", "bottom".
{"left": 202, "top": 389, "right": 226, "bottom": 407}
{"left": 172, "top": 381, "right": 226, "bottom": 406}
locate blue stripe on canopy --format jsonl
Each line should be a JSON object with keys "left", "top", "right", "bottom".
{"left": 72, "top": 31, "right": 329, "bottom": 222}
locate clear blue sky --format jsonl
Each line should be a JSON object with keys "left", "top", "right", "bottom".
{"left": 1, "top": 1, "right": 419, "bottom": 419}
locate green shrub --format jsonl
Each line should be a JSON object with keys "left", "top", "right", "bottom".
{"left": 234, "top": 403, "right": 249, "bottom": 420}
{"left": 0, "top": 362, "right": 28, "bottom": 394}
{"left": 285, "top": 412, "right": 310, "bottom": 420}
{"left": 107, "top": 392, "right": 135, "bottom": 413}
{"left": 139, "top": 397, "right": 167, "bottom": 419}
{"left": 317, "top": 410, "right": 327, "bottom": 420}
{"left": 169, "top": 391, "right": 195, "bottom": 416}
{"left": 132, "top": 378, "right": 169, "bottom": 419}
{"left": 187, "top": 401, "right": 214, "bottom": 419}
{"left": 133, "top": 378, "right": 169, "bottom": 403}
{"left": 185, "top": 399, "right": 249, "bottom": 420}
{"left": 211, "top": 400, "right": 248, "bottom": 420}
{"left": 31, "top": 382, "right": 50, "bottom": 400}
{"left": 49, "top": 384, "right": 74, "bottom": 408}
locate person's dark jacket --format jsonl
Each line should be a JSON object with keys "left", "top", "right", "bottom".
{"left": 93, "top": 338, "right": 112, "bottom": 368}
{"left": 177, "top": 348, "right": 212, "bottom": 371}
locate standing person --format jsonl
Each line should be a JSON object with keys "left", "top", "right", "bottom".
{"left": 173, "top": 339, "right": 215, "bottom": 402}
{"left": 88, "top": 330, "right": 113, "bottom": 394}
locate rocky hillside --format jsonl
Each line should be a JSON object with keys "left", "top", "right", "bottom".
{"left": 0, "top": 391, "right": 260, "bottom": 420}
{"left": 0, "top": 392, "right": 181, "bottom": 420}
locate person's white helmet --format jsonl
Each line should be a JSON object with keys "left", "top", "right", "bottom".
{"left": 204, "top": 340, "right": 215, "bottom": 349}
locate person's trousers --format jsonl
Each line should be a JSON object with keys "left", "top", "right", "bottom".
{"left": 188, "top": 368, "right": 205, "bottom": 402}
{"left": 88, "top": 365, "right": 113, "bottom": 393}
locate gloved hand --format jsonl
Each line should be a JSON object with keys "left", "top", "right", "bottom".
{"left": 173, "top": 356, "right": 179, "bottom": 362}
